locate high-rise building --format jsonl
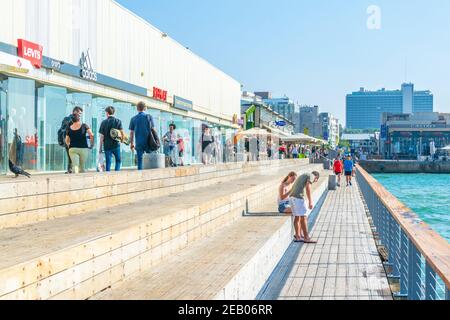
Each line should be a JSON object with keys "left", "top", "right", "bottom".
{"left": 261, "top": 95, "right": 297, "bottom": 124}
{"left": 346, "top": 83, "right": 433, "bottom": 129}
{"left": 319, "top": 113, "right": 340, "bottom": 148}
{"left": 298, "top": 105, "right": 321, "bottom": 137}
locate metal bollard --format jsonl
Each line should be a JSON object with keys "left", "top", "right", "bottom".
{"left": 328, "top": 175, "right": 337, "bottom": 191}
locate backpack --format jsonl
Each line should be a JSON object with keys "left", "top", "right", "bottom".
{"left": 58, "top": 115, "right": 73, "bottom": 147}
{"left": 147, "top": 115, "right": 160, "bottom": 152}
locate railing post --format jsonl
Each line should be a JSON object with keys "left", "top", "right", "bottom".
{"left": 425, "top": 263, "right": 436, "bottom": 300}
{"left": 399, "top": 229, "right": 409, "bottom": 297}
{"left": 408, "top": 241, "right": 422, "bottom": 300}
{"left": 389, "top": 215, "right": 400, "bottom": 277}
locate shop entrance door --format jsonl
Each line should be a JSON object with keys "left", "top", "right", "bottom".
{"left": 0, "top": 80, "right": 7, "bottom": 174}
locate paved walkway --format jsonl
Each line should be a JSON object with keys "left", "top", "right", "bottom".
{"left": 259, "top": 181, "right": 393, "bottom": 300}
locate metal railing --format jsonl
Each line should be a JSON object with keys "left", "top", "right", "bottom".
{"left": 356, "top": 166, "right": 450, "bottom": 300}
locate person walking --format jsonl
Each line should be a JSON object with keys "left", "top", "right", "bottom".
{"left": 98, "top": 106, "right": 124, "bottom": 172}
{"left": 201, "top": 126, "right": 215, "bottom": 165}
{"left": 177, "top": 134, "right": 185, "bottom": 166}
{"left": 289, "top": 171, "right": 320, "bottom": 243}
{"left": 163, "top": 124, "right": 178, "bottom": 167}
{"left": 278, "top": 172, "right": 297, "bottom": 214}
{"left": 65, "top": 113, "right": 94, "bottom": 174}
{"left": 292, "top": 145, "right": 299, "bottom": 159}
{"left": 333, "top": 155, "right": 344, "bottom": 187}
{"left": 344, "top": 155, "right": 354, "bottom": 187}
{"left": 279, "top": 143, "right": 287, "bottom": 160}
{"left": 58, "top": 107, "right": 83, "bottom": 173}
{"left": 129, "top": 101, "right": 155, "bottom": 171}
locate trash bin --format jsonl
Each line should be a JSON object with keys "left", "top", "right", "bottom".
{"left": 143, "top": 152, "right": 165, "bottom": 169}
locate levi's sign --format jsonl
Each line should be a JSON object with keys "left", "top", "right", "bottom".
{"left": 17, "top": 39, "right": 43, "bottom": 68}
{"left": 153, "top": 87, "right": 168, "bottom": 101}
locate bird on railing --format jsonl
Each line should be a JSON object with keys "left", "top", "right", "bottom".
{"left": 8, "top": 160, "right": 31, "bottom": 178}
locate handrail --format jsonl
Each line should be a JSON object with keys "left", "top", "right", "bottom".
{"left": 356, "top": 165, "right": 450, "bottom": 298}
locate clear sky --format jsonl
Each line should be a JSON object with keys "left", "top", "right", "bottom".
{"left": 116, "top": 0, "right": 450, "bottom": 123}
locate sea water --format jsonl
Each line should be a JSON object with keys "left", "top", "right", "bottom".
{"left": 373, "top": 174, "right": 450, "bottom": 242}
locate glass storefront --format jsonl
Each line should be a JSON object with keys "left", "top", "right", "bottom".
{"left": 0, "top": 80, "right": 7, "bottom": 173}
{"left": 0, "top": 75, "right": 237, "bottom": 174}
{"left": 7, "top": 78, "right": 37, "bottom": 171}
{"left": 390, "top": 131, "right": 450, "bottom": 159}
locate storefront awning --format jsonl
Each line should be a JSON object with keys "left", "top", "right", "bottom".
{"left": 262, "top": 125, "right": 290, "bottom": 137}
{"left": 281, "top": 133, "right": 324, "bottom": 145}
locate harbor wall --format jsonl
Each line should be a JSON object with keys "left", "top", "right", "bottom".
{"left": 359, "top": 160, "right": 450, "bottom": 174}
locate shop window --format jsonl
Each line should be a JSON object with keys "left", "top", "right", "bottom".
{"left": 37, "top": 85, "right": 68, "bottom": 171}
{"left": 6, "top": 78, "right": 37, "bottom": 171}
{"left": 114, "top": 101, "right": 135, "bottom": 168}
{"left": 0, "top": 81, "right": 6, "bottom": 174}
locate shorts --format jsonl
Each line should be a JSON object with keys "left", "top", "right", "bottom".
{"left": 289, "top": 197, "right": 309, "bottom": 217}
{"left": 278, "top": 200, "right": 291, "bottom": 213}
{"left": 345, "top": 171, "right": 352, "bottom": 177}
{"left": 334, "top": 171, "right": 342, "bottom": 175}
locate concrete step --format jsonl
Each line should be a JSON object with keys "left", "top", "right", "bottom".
{"left": 0, "top": 162, "right": 324, "bottom": 300}
{"left": 0, "top": 159, "right": 307, "bottom": 229}
{"left": 92, "top": 176, "right": 329, "bottom": 300}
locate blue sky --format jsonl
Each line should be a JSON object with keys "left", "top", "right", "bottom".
{"left": 116, "top": 0, "right": 450, "bottom": 123}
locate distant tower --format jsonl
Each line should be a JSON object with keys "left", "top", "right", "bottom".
{"left": 402, "top": 83, "right": 414, "bottom": 114}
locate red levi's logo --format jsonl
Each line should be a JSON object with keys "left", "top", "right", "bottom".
{"left": 153, "top": 87, "right": 168, "bottom": 101}
{"left": 17, "top": 39, "right": 43, "bottom": 68}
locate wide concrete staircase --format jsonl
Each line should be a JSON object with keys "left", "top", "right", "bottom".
{"left": 0, "top": 159, "right": 329, "bottom": 300}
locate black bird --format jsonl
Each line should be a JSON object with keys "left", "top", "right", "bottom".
{"left": 9, "top": 160, "right": 31, "bottom": 178}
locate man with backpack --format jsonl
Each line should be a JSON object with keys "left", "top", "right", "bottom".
{"left": 129, "top": 101, "right": 157, "bottom": 170}
{"left": 98, "top": 106, "right": 124, "bottom": 172}
{"left": 58, "top": 107, "right": 83, "bottom": 174}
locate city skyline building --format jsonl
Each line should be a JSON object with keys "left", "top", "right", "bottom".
{"left": 319, "top": 112, "right": 340, "bottom": 148}
{"left": 346, "top": 83, "right": 434, "bottom": 130}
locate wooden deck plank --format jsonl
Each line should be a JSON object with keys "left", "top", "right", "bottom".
{"left": 263, "top": 181, "right": 393, "bottom": 300}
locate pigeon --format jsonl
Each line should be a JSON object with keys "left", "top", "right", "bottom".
{"left": 9, "top": 160, "right": 31, "bottom": 178}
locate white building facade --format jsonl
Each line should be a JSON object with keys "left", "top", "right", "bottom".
{"left": 0, "top": 0, "right": 241, "bottom": 173}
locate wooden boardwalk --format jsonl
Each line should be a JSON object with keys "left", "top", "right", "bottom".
{"left": 259, "top": 181, "right": 393, "bottom": 300}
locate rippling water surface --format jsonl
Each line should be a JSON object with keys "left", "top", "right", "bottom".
{"left": 372, "top": 174, "right": 450, "bottom": 242}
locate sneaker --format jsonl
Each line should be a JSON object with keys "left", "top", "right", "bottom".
{"left": 349, "top": 182, "right": 353, "bottom": 186}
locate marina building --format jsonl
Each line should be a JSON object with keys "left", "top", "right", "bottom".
{"left": 0, "top": 0, "right": 241, "bottom": 174}
{"left": 380, "top": 112, "right": 450, "bottom": 159}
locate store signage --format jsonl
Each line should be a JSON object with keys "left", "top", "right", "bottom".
{"left": 49, "top": 58, "right": 62, "bottom": 71}
{"left": 389, "top": 124, "right": 450, "bottom": 129}
{"left": 0, "top": 51, "right": 32, "bottom": 73}
{"left": 153, "top": 87, "right": 167, "bottom": 101}
{"left": 80, "top": 49, "right": 97, "bottom": 81}
{"left": 17, "top": 39, "right": 43, "bottom": 68}
{"left": 173, "top": 95, "right": 193, "bottom": 111}
{"left": 275, "top": 120, "right": 287, "bottom": 127}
